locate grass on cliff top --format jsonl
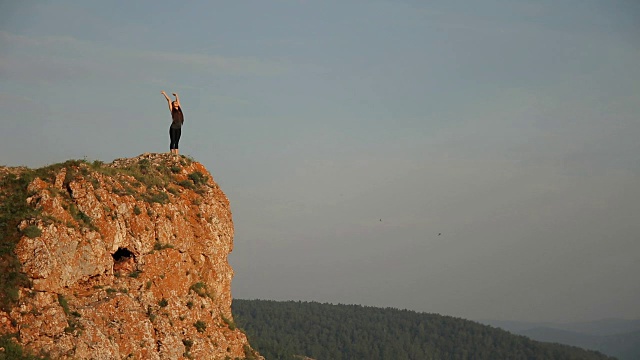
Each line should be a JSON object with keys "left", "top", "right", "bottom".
{"left": 0, "top": 155, "right": 205, "bottom": 312}
{"left": 105, "top": 157, "right": 208, "bottom": 203}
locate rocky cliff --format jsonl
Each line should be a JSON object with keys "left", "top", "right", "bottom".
{"left": 0, "top": 153, "right": 262, "bottom": 360}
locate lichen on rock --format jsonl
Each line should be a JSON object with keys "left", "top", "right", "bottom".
{"left": 0, "top": 153, "right": 262, "bottom": 360}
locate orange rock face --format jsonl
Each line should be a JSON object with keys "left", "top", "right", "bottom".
{"left": 0, "top": 153, "right": 262, "bottom": 360}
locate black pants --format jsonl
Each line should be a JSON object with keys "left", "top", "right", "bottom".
{"left": 169, "top": 127, "right": 181, "bottom": 149}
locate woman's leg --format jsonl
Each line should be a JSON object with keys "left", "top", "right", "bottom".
{"left": 169, "top": 127, "right": 178, "bottom": 153}
{"left": 174, "top": 128, "right": 181, "bottom": 154}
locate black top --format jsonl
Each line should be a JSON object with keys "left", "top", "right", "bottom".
{"left": 171, "top": 108, "right": 184, "bottom": 129}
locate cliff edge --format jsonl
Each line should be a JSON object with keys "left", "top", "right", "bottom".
{"left": 0, "top": 153, "right": 262, "bottom": 360}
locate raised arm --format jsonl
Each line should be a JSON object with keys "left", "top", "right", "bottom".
{"left": 172, "top": 92, "right": 181, "bottom": 108}
{"left": 161, "top": 91, "right": 172, "bottom": 111}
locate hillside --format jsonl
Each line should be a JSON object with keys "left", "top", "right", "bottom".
{"left": 0, "top": 154, "right": 262, "bottom": 359}
{"left": 232, "top": 299, "right": 615, "bottom": 360}
{"left": 483, "top": 319, "right": 640, "bottom": 360}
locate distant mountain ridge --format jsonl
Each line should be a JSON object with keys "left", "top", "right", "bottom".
{"left": 482, "top": 318, "right": 640, "bottom": 336}
{"left": 481, "top": 319, "right": 640, "bottom": 360}
{"left": 233, "top": 299, "right": 615, "bottom": 360}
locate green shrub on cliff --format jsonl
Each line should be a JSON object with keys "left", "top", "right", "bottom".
{"left": 194, "top": 320, "right": 207, "bottom": 333}
{"left": 190, "top": 281, "right": 215, "bottom": 300}
{"left": 188, "top": 171, "right": 207, "bottom": 185}
{"left": 0, "top": 333, "right": 48, "bottom": 359}
{"left": 21, "top": 225, "right": 42, "bottom": 239}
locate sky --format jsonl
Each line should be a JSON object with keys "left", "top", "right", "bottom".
{"left": 1, "top": 0, "right": 639, "bottom": 323}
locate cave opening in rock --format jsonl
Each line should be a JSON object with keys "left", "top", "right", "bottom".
{"left": 112, "top": 247, "right": 134, "bottom": 263}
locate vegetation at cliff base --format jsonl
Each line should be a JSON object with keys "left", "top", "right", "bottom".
{"left": 0, "top": 333, "right": 49, "bottom": 360}
{"left": 232, "top": 299, "right": 616, "bottom": 360}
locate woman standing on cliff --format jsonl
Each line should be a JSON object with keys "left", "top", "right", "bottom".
{"left": 161, "top": 91, "right": 184, "bottom": 155}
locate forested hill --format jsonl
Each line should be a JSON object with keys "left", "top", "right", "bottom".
{"left": 232, "top": 299, "right": 616, "bottom": 360}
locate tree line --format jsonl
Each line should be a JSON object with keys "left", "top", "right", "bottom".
{"left": 232, "top": 299, "right": 616, "bottom": 360}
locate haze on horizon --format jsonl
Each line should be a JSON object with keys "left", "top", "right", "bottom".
{"left": 1, "top": 1, "right": 639, "bottom": 323}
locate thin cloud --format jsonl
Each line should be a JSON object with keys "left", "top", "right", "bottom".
{"left": 0, "top": 31, "right": 287, "bottom": 84}
{"left": 134, "top": 50, "right": 287, "bottom": 76}
{"left": 0, "top": 31, "right": 80, "bottom": 47}
{"left": 0, "top": 93, "right": 35, "bottom": 106}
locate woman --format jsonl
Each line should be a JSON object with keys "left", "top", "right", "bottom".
{"left": 161, "top": 90, "right": 184, "bottom": 154}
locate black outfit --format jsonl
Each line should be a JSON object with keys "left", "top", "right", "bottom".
{"left": 169, "top": 127, "right": 181, "bottom": 150}
{"left": 170, "top": 107, "right": 184, "bottom": 150}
